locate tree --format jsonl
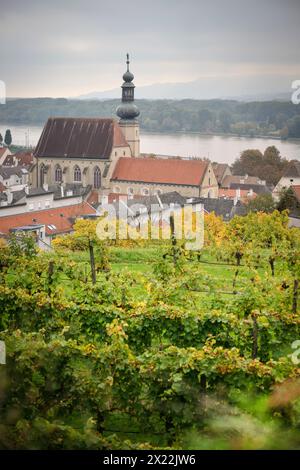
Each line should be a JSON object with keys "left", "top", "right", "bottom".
{"left": 4, "top": 129, "right": 12, "bottom": 146}
{"left": 277, "top": 187, "right": 300, "bottom": 215}
{"left": 231, "top": 146, "right": 288, "bottom": 186}
{"left": 218, "top": 110, "right": 232, "bottom": 133}
{"left": 246, "top": 194, "right": 276, "bottom": 214}
{"left": 232, "top": 149, "right": 263, "bottom": 176}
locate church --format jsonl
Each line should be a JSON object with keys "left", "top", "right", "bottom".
{"left": 34, "top": 55, "right": 218, "bottom": 200}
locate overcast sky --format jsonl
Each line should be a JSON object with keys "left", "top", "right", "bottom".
{"left": 0, "top": 0, "right": 300, "bottom": 98}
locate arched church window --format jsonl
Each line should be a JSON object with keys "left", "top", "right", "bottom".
{"left": 94, "top": 166, "right": 101, "bottom": 189}
{"left": 74, "top": 165, "right": 81, "bottom": 182}
{"left": 40, "top": 164, "right": 45, "bottom": 187}
{"left": 55, "top": 164, "right": 62, "bottom": 183}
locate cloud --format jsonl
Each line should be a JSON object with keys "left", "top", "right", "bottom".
{"left": 0, "top": 0, "right": 300, "bottom": 97}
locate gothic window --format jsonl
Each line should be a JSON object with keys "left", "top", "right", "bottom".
{"left": 55, "top": 164, "right": 62, "bottom": 183}
{"left": 94, "top": 166, "right": 101, "bottom": 189}
{"left": 40, "top": 164, "right": 45, "bottom": 187}
{"left": 74, "top": 165, "right": 81, "bottom": 182}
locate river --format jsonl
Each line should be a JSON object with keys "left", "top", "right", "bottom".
{"left": 1, "top": 123, "right": 300, "bottom": 164}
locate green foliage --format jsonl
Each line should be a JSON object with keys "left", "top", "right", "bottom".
{"left": 231, "top": 146, "right": 289, "bottom": 186}
{"left": 2, "top": 98, "right": 300, "bottom": 138}
{"left": 0, "top": 211, "right": 299, "bottom": 449}
{"left": 4, "top": 129, "right": 12, "bottom": 146}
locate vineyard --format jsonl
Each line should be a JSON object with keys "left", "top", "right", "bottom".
{"left": 0, "top": 210, "right": 300, "bottom": 450}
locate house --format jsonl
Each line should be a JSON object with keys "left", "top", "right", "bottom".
{"left": 0, "top": 166, "right": 29, "bottom": 190}
{"left": 218, "top": 187, "right": 257, "bottom": 203}
{"left": 189, "top": 197, "right": 247, "bottom": 221}
{"left": 0, "top": 184, "right": 92, "bottom": 217}
{"left": 221, "top": 174, "right": 270, "bottom": 195}
{"left": 110, "top": 157, "right": 219, "bottom": 199}
{"left": 273, "top": 161, "right": 300, "bottom": 200}
{"left": 0, "top": 201, "right": 97, "bottom": 248}
{"left": 0, "top": 147, "right": 12, "bottom": 165}
{"left": 212, "top": 163, "right": 232, "bottom": 186}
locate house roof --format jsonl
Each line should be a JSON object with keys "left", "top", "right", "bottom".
{"left": 222, "top": 175, "right": 265, "bottom": 188}
{"left": 0, "top": 201, "right": 96, "bottom": 236}
{"left": 283, "top": 160, "right": 300, "bottom": 178}
{"left": 219, "top": 188, "right": 257, "bottom": 201}
{"left": 107, "top": 191, "right": 187, "bottom": 219}
{"left": 111, "top": 157, "right": 209, "bottom": 186}
{"left": 34, "top": 117, "right": 129, "bottom": 159}
{"left": 0, "top": 166, "right": 28, "bottom": 179}
{"left": 2, "top": 154, "right": 14, "bottom": 166}
{"left": 229, "top": 182, "right": 271, "bottom": 195}
{"left": 15, "top": 151, "right": 34, "bottom": 166}
{"left": 191, "top": 197, "right": 247, "bottom": 220}
{"left": 212, "top": 163, "right": 230, "bottom": 184}
{"left": 0, "top": 147, "right": 9, "bottom": 158}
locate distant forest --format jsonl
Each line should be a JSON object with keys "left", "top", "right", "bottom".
{"left": 1, "top": 98, "right": 300, "bottom": 138}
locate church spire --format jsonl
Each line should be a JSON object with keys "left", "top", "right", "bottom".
{"left": 116, "top": 53, "right": 140, "bottom": 120}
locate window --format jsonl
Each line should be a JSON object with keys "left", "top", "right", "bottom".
{"left": 74, "top": 165, "right": 81, "bottom": 182}
{"left": 114, "top": 186, "right": 121, "bottom": 193}
{"left": 154, "top": 189, "right": 162, "bottom": 195}
{"left": 123, "top": 151, "right": 126, "bottom": 156}
{"left": 55, "top": 164, "right": 62, "bottom": 183}
{"left": 40, "top": 164, "right": 45, "bottom": 187}
{"left": 93, "top": 166, "right": 101, "bottom": 189}
{"left": 45, "top": 200, "right": 50, "bottom": 208}
{"left": 141, "top": 188, "right": 149, "bottom": 196}
{"left": 115, "top": 151, "right": 117, "bottom": 157}
{"left": 127, "top": 187, "right": 134, "bottom": 195}
{"left": 208, "top": 177, "right": 211, "bottom": 185}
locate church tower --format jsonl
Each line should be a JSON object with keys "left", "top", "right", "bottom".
{"left": 116, "top": 54, "right": 140, "bottom": 157}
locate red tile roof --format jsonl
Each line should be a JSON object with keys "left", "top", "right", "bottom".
{"left": 0, "top": 147, "right": 8, "bottom": 157}
{"left": 219, "top": 188, "right": 257, "bottom": 201}
{"left": 2, "top": 154, "right": 14, "bottom": 166}
{"left": 292, "top": 185, "right": 300, "bottom": 201}
{"left": 0, "top": 202, "right": 96, "bottom": 236}
{"left": 34, "top": 118, "right": 129, "bottom": 159}
{"left": 15, "top": 151, "right": 34, "bottom": 166}
{"left": 111, "top": 157, "right": 208, "bottom": 186}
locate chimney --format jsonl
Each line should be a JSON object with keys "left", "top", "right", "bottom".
{"left": 6, "top": 189, "right": 13, "bottom": 205}
{"left": 249, "top": 188, "right": 253, "bottom": 197}
{"left": 234, "top": 188, "right": 241, "bottom": 206}
{"left": 43, "top": 183, "right": 48, "bottom": 192}
{"left": 101, "top": 195, "right": 108, "bottom": 205}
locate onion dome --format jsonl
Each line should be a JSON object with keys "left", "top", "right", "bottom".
{"left": 116, "top": 53, "right": 140, "bottom": 121}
